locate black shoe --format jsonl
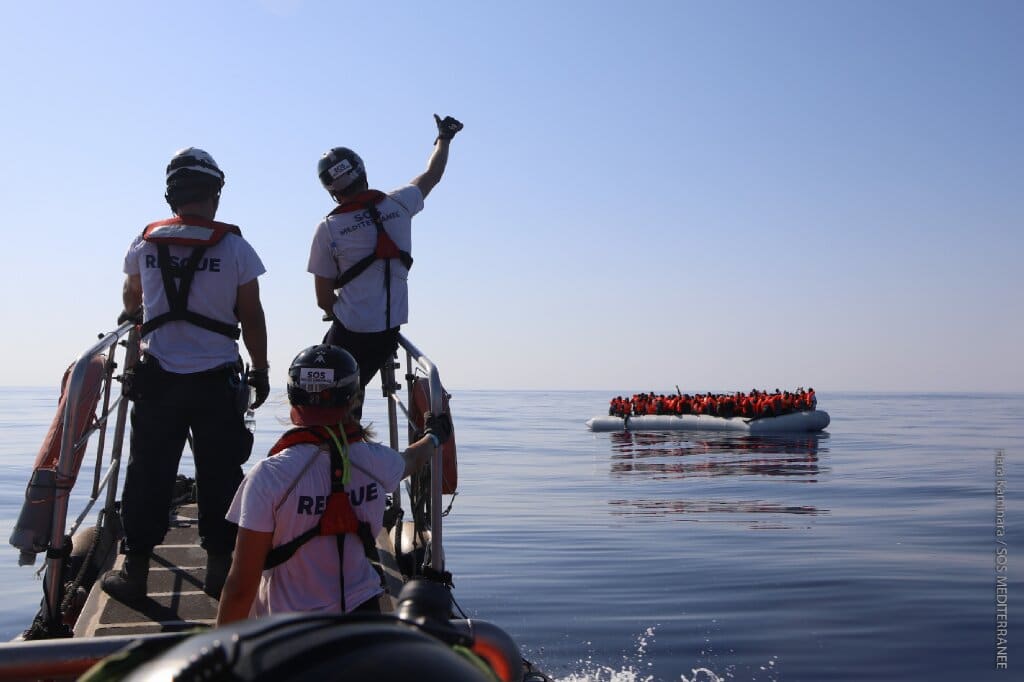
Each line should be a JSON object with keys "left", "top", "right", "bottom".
{"left": 204, "top": 551, "right": 232, "bottom": 599}
{"left": 101, "top": 552, "right": 149, "bottom": 603}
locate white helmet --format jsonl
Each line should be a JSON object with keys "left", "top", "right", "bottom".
{"left": 166, "top": 147, "right": 225, "bottom": 184}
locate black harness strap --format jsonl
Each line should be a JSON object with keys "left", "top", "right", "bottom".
{"left": 262, "top": 430, "right": 387, "bottom": 609}
{"left": 140, "top": 243, "right": 241, "bottom": 339}
{"left": 264, "top": 524, "right": 319, "bottom": 569}
{"left": 334, "top": 195, "right": 413, "bottom": 330}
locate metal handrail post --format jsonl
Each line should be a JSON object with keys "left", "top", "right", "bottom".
{"left": 383, "top": 355, "right": 400, "bottom": 453}
{"left": 103, "top": 326, "right": 138, "bottom": 521}
{"left": 43, "top": 324, "right": 130, "bottom": 628}
{"left": 88, "top": 345, "right": 118, "bottom": 500}
{"left": 396, "top": 334, "right": 444, "bottom": 575}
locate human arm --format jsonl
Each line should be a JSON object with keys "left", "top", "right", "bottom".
{"left": 120, "top": 274, "right": 143, "bottom": 322}
{"left": 314, "top": 275, "right": 338, "bottom": 320}
{"left": 215, "top": 527, "right": 273, "bottom": 625}
{"left": 409, "top": 114, "right": 462, "bottom": 200}
{"left": 400, "top": 411, "right": 453, "bottom": 478}
{"left": 401, "top": 436, "right": 435, "bottom": 479}
{"left": 236, "top": 278, "right": 268, "bottom": 370}
{"left": 410, "top": 139, "right": 450, "bottom": 200}
{"left": 237, "top": 278, "right": 270, "bottom": 407}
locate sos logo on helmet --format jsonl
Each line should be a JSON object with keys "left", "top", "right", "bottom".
{"left": 300, "top": 368, "right": 334, "bottom": 386}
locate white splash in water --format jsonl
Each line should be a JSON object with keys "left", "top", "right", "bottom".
{"left": 550, "top": 626, "right": 730, "bottom": 682}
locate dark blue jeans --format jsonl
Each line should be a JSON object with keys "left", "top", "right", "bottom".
{"left": 121, "top": 360, "right": 253, "bottom": 555}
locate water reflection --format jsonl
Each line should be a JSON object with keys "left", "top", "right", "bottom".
{"left": 606, "top": 431, "right": 828, "bottom": 522}
{"left": 609, "top": 431, "right": 826, "bottom": 479}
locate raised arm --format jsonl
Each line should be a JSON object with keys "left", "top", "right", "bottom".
{"left": 410, "top": 114, "right": 463, "bottom": 200}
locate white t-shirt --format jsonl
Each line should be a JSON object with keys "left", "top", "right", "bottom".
{"left": 123, "top": 229, "right": 265, "bottom": 373}
{"left": 226, "top": 438, "right": 405, "bottom": 616}
{"left": 307, "top": 186, "right": 424, "bottom": 332}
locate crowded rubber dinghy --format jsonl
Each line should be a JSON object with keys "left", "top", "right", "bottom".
{"left": 587, "top": 388, "right": 830, "bottom": 433}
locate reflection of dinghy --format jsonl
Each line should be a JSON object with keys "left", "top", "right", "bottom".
{"left": 587, "top": 410, "right": 830, "bottom": 433}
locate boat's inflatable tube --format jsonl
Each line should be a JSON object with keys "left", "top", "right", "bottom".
{"left": 586, "top": 410, "right": 830, "bottom": 434}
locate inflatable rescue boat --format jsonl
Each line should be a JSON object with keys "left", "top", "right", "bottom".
{"left": 587, "top": 410, "right": 830, "bottom": 433}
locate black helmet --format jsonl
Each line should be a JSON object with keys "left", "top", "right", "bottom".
{"left": 318, "top": 147, "right": 365, "bottom": 193}
{"left": 165, "top": 147, "right": 225, "bottom": 211}
{"left": 287, "top": 344, "right": 360, "bottom": 407}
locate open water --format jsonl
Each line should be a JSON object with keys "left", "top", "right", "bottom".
{"left": 0, "top": 388, "right": 1020, "bottom": 681}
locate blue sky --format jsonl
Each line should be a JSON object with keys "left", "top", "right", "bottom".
{"left": 0, "top": 0, "right": 1020, "bottom": 392}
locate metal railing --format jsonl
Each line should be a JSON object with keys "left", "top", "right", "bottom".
{"left": 7, "top": 321, "right": 140, "bottom": 634}
{"left": 7, "top": 323, "right": 450, "bottom": 651}
{"left": 384, "top": 332, "right": 447, "bottom": 575}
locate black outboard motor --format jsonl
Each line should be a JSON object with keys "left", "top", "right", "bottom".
{"left": 395, "top": 579, "right": 537, "bottom": 682}
{"left": 113, "top": 580, "right": 513, "bottom": 682}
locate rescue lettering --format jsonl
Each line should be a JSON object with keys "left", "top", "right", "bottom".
{"left": 297, "top": 483, "right": 379, "bottom": 515}
{"left": 145, "top": 254, "right": 221, "bottom": 272}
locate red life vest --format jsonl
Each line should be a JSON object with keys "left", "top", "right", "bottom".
{"left": 329, "top": 190, "right": 414, "bottom": 330}
{"left": 262, "top": 425, "right": 385, "bottom": 610}
{"left": 140, "top": 216, "right": 243, "bottom": 340}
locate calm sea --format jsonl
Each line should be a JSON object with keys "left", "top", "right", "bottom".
{"left": 0, "top": 388, "right": 1020, "bottom": 681}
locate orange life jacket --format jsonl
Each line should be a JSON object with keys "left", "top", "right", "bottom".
{"left": 329, "top": 190, "right": 414, "bottom": 330}
{"left": 262, "top": 425, "right": 385, "bottom": 610}
{"left": 140, "top": 216, "right": 243, "bottom": 339}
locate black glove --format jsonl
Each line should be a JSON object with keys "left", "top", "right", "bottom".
{"left": 247, "top": 367, "right": 270, "bottom": 409}
{"left": 117, "top": 307, "right": 143, "bottom": 325}
{"left": 423, "top": 411, "right": 453, "bottom": 446}
{"left": 433, "top": 114, "right": 463, "bottom": 142}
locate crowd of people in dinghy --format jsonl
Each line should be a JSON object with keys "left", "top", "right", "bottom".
{"left": 609, "top": 388, "right": 817, "bottom": 420}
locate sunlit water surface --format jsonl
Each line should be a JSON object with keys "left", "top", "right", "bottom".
{"left": 0, "top": 389, "right": 1020, "bottom": 681}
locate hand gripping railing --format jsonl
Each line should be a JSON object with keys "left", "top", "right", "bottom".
{"left": 379, "top": 332, "right": 446, "bottom": 578}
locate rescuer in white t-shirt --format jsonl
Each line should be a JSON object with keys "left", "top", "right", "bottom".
{"left": 307, "top": 114, "right": 463, "bottom": 390}
{"left": 216, "top": 344, "right": 451, "bottom": 623}
{"left": 102, "top": 147, "right": 270, "bottom": 604}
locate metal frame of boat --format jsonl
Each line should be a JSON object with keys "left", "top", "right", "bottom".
{"left": 0, "top": 321, "right": 500, "bottom": 680}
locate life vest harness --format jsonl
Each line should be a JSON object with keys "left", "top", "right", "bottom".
{"left": 329, "top": 190, "right": 413, "bottom": 330}
{"left": 263, "top": 424, "right": 385, "bottom": 612}
{"left": 139, "top": 216, "right": 242, "bottom": 340}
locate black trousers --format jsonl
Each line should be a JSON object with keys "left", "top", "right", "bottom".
{"left": 121, "top": 361, "right": 253, "bottom": 555}
{"left": 323, "top": 321, "right": 400, "bottom": 388}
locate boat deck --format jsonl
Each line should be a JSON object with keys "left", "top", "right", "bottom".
{"left": 74, "top": 502, "right": 408, "bottom": 637}
{"left": 74, "top": 503, "right": 215, "bottom": 637}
